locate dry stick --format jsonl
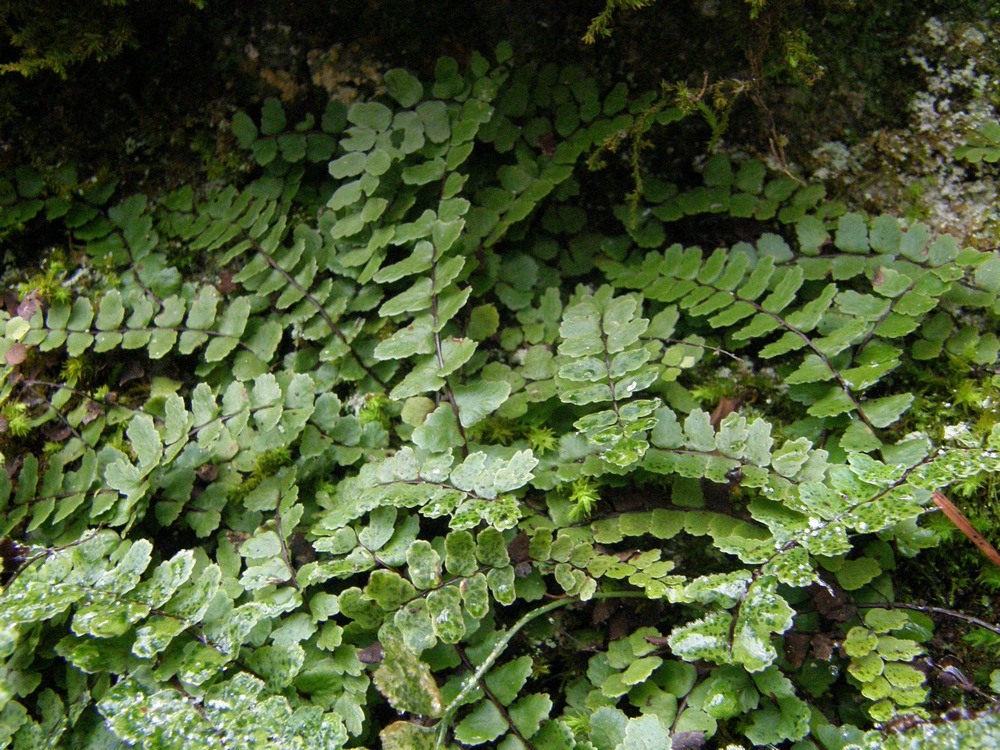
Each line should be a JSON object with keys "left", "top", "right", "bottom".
{"left": 22, "top": 379, "right": 114, "bottom": 401}
{"left": 931, "top": 490, "right": 1000, "bottom": 569}
{"left": 747, "top": 64, "right": 790, "bottom": 180}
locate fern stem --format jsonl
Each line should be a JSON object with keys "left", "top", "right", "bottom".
{"left": 650, "top": 337, "right": 748, "bottom": 365}
{"left": 853, "top": 278, "right": 918, "bottom": 357}
{"left": 740, "top": 296, "right": 877, "bottom": 431}
{"left": 19, "top": 381, "right": 84, "bottom": 442}
{"left": 856, "top": 602, "right": 1000, "bottom": 637}
{"left": 454, "top": 644, "right": 537, "bottom": 750}
{"left": 436, "top": 591, "right": 648, "bottom": 746}
{"left": 600, "top": 328, "right": 624, "bottom": 427}
{"left": 273, "top": 509, "right": 300, "bottom": 590}
{"left": 430, "top": 257, "right": 469, "bottom": 456}
{"left": 247, "top": 235, "right": 388, "bottom": 389}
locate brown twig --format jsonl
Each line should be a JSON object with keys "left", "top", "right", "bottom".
{"left": 931, "top": 490, "right": 1000, "bottom": 569}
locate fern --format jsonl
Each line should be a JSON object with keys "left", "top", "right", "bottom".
{"left": 599, "top": 153, "right": 1000, "bottom": 456}
{"left": 1, "top": 45, "right": 999, "bottom": 750}
{"left": 556, "top": 285, "right": 661, "bottom": 467}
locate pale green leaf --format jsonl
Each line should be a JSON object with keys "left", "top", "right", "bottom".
{"left": 444, "top": 531, "right": 477, "bottom": 576}
{"left": 835, "top": 212, "right": 869, "bottom": 253}
{"left": 406, "top": 540, "right": 441, "bottom": 590}
{"left": 862, "top": 393, "right": 914, "bottom": 429}
{"left": 683, "top": 410, "right": 715, "bottom": 452}
{"left": 426, "top": 584, "right": 465, "bottom": 642}
{"left": 508, "top": 693, "right": 552, "bottom": 739}
{"left": 668, "top": 611, "right": 733, "bottom": 666}
{"left": 731, "top": 582, "right": 794, "bottom": 672}
{"left": 394, "top": 601, "right": 437, "bottom": 654}
{"left": 618, "top": 715, "right": 670, "bottom": 750}
{"left": 366, "top": 569, "right": 417, "bottom": 611}
{"left": 411, "top": 404, "right": 463, "bottom": 452}
{"left": 454, "top": 701, "right": 507, "bottom": 745}
{"left": 589, "top": 707, "right": 628, "bottom": 750}
{"left": 381, "top": 722, "right": 438, "bottom": 750}
{"left": 374, "top": 637, "right": 443, "bottom": 717}
{"left": 484, "top": 656, "right": 533, "bottom": 706}
{"left": 453, "top": 380, "right": 511, "bottom": 427}
{"left": 349, "top": 101, "right": 393, "bottom": 131}
{"left": 127, "top": 414, "right": 162, "bottom": 475}
{"left": 835, "top": 557, "right": 882, "bottom": 591}
{"left": 240, "top": 530, "right": 282, "bottom": 558}
{"left": 374, "top": 315, "right": 435, "bottom": 360}
{"left": 186, "top": 286, "right": 220, "bottom": 330}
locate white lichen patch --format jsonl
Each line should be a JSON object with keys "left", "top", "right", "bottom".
{"left": 806, "top": 18, "right": 1000, "bottom": 248}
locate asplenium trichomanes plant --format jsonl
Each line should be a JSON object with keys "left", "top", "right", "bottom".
{"left": 1, "top": 43, "right": 999, "bottom": 749}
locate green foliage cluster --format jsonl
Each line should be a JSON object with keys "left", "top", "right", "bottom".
{"left": 957, "top": 120, "right": 1000, "bottom": 165}
{"left": 584, "top": 0, "right": 825, "bottom": 170}
{"left": 841, "top": 609, "right": 929, "bottom": 723}
{"left": 0, "top": 0, "right": 205, "bottom": 78}
{"left": 1, "top": 44, "right": 1000, "bottom": 749}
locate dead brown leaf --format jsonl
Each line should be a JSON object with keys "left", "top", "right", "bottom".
{"left": 196, "top": 464, "right": 219, "bottom": 482}
{"left": 290, "top": 532, "right": 317, "bottom": 566}
{"left": 4, "top": 343, "right": 26, "bottom": 366}
{"left": 81, "top": 400, "right": 103, "bottom": 425}
{"left": 813, "top": 581, "right": 855, "bottom": 623}
{"left": 357, "top": 642, "right": 384, "bottom": 664}
{"left": 671, "top": 731, "right": 706, "bottom": 750}
{"left": 592, "top": 599, "right": 615, "bottom": 625}
{"left": 811, "top": 632, "right": 837, "bottom": 661}
{"left": 119, "top": 360, "right": 145, "bottom": 386}
{"left": 3, "top": 291, "right": 18, "bottom": 316}
{"left": 783, "top": 631, "right": 811, "bottom": 669}
{"left": 710, "top": 396, "right": 743, "bottom": 429}
{"left": 609, "top": 611, "right": 634, "bottom": 640}
{"left": 643, "top": 634, "right": 671, "bottom": 647}
{"left": 42, "top": 424, "right": 73, "bottom": 442}
{"left": 217, "top": 271, "right": 238, "bottom": 295}
{"left": 16, "top": 290, "right": 42, "bottom": 321}
{"left": 507, "top": 531, "right": 531, "bottom": 564}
